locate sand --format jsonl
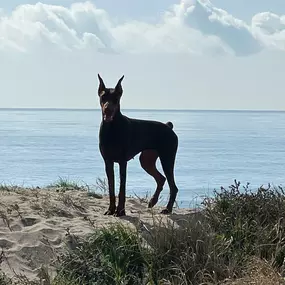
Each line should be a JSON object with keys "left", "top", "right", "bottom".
{"left": 0, "top": 186, "right": 192, "bottom": 282}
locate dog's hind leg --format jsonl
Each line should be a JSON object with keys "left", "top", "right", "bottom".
{"left": 139, "top": 150, "right": 166, "bottom": 208}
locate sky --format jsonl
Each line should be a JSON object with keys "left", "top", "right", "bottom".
{"left": 0, "top": 0, "right": 284, "bottom": 110}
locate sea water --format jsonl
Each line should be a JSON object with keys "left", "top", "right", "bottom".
{"left": 0, "top": 109, "right": 284, "bottom": 208}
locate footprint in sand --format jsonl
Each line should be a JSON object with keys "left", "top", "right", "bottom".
{"left": 21, "top": 217, "right": 40, "bottom": 227}
{"left": 0, "top": 238, "right": 15, "bottom": 249}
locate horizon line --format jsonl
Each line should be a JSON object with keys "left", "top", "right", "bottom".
{"left": 0, "top": 107, "right": 284, "bottom": 113}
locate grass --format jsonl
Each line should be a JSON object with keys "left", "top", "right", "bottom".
{"left": 47, "top": 177, "right": 105, "bottom": 199}
{"left": 0, "top": 184, "right": 12, "bottom": 192}
{"left": 203, "top": 181, "right": 285, "bottom": 266}
{"left": 54, "top": 224, "right": 150, "bottom": 285}
{"left": 47, "top": 177, "right": 86, "bottom": 191}
{"left": 0, "top": 183, "right": 21, "bottom": 192}
{"left": 1, "top": 180, "right": 285, "bottom": 284}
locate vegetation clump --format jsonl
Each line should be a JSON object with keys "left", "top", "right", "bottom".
{"left": 53, "top": 181, "right": 285, "bottom": 284}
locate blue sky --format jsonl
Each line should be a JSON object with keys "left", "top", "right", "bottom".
{"left": 0, "top": 0, "right": 284, "bottom": 110}
{"left": 212, "top": 0, "right": 285, "bottom": 20}
{"left": 4, "top": 0, "right": 285, "bottom": 21}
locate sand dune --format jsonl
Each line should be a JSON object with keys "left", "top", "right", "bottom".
{"left": 0, "top": 187, "right": 191, "bottom": 281}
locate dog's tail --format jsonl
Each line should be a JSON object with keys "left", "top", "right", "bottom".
{"left": 166, "top": 121, "right": 173, "bottom": 130}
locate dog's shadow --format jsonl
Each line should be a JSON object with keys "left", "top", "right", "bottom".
{"left": 168, "top": 209, "right": 204, "bottom": 227}
{"left": 117, "top": 207, "right": 204, "bottom": 247}
{"left": 119, "top": 215, "right": 142, "bottom": 226}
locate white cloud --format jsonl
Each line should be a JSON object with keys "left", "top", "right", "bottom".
{"left": 252, "top": 12, "right": 285, "bottom": 51}
{"left": 175, "top": 0, "right": 262, "bottom": 56}
{"left": 0, "top": 0, "right": 284, "bottom": 110}
{"left": 0, "top": 0, "right": 284, "bottom": 56}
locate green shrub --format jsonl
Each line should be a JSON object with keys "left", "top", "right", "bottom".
{"left": 0, "top": 271, "right": 11, "bottom": 285}
{"left": 55, "top": 224, "right": 150, "bottom": 285}
{"left": 47, "top": 177, "right": 83, "bottom": 190}
{"left": 145, "top": 215, "right": 241, "bottom": 284}
{"left": 203, "top": 180, "right": 285, "bottom": 268}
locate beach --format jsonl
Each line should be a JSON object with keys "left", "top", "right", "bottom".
{"left": 0, "top": 186, "right": 191, "bottom": 281}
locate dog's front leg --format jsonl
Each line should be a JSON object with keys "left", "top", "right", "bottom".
{"left": 115, "top": 161, "right": 127, "bottom": 217}
{"left": 104, "top": 160, "right": 116, "bottom": 215}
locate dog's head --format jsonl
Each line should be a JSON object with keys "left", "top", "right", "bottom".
{"left": 97, "top": 74, "right": 124, "bottom": 123}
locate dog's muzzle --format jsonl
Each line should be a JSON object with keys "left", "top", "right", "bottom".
{"left": 102, "top": 103, "right": 116, "bottom": 122}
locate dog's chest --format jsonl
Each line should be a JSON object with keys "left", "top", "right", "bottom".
{"left": 99, "top": 125, "right": 130, "bottom": 161}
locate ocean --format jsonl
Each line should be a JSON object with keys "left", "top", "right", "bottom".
{"left": 0, "top": 109, "right": 284, "bottom": 208}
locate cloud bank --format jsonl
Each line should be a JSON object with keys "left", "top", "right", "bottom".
{"left": 0, "top": 0, "right": 284, "bottom": 56}
{"left": 0, "top": 0, "right": 284, "bottom": 110}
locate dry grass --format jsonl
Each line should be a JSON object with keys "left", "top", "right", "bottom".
{"left": 222, "top": 257, "right": 285, "bottom": 285}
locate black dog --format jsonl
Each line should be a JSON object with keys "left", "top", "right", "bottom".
{"left": 97, "top": 74, "right": 179, "bottom": 216}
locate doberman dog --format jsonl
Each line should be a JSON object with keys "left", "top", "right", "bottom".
{"left": 97, "top": 74, "right": 179, "bottom": 217}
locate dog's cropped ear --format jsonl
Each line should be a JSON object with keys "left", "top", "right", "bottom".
{"left": 115, "top": 75, "right": 124, "bottom": 95}
{"left": 98, "top": 74, "right": 106, "bottom": 96}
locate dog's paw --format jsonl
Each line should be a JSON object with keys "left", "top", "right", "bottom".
{"left": 160, "top": 208, "right": 171, "bottom": 215}
{"left": 114, "top": 208, "right": 126, "bottom": 217}
{"left": 104, "top": 208, "right": 116, "bottom": 215}
{"left": 148, "top": 197, "right": 158, "bottom": 208}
